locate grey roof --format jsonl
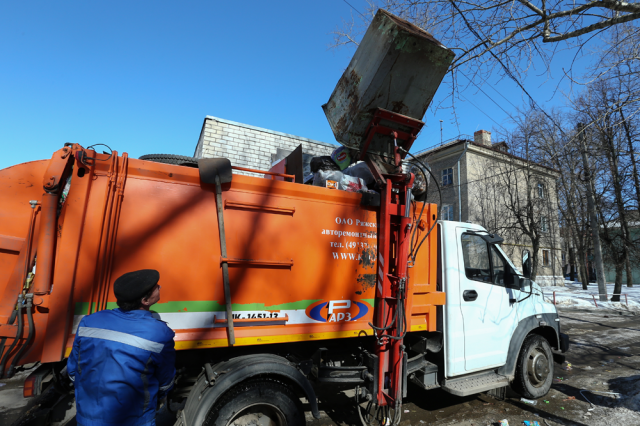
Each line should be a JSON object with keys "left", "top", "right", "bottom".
{"left": 205, "top": 115, "right": 338, "bottom": 149}
{"left": 412, "top": 139, "right": 559, "bottom": 174}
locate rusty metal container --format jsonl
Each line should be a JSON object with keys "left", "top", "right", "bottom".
{"left": 323, "top": 9, "right": 454, "bottom": 149}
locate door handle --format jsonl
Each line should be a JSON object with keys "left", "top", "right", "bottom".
{"left": 463, "top": 290, "right": 478, "bottom": 302}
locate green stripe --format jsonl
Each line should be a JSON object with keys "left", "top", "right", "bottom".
{"left": 75, "top": 299, "right": 322, "bottom": 315}
{"left": 363, "top": 298, "right": 376, "bottom": 307}
{"left": 75, "top": 302, "right": 118, "bottom": 315}
{"left": 152, "top": 300, "right": 323, "bottom": 313}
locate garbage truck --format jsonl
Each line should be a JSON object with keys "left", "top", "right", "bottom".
{"left": 0, "top": 9, "right": 568, "bottom": 426}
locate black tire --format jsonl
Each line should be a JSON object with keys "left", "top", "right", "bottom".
{"left": 512, "top": 334, "right": 554, "bottom": 399}
{"left": 139, "top": 154, "right": 199, "bottom": 167}
{"left": 203, "top": 377, "right": 305, "bottom": 426}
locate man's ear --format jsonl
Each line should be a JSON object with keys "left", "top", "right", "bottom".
{"left": 141, "top": 296, "right": 152, "bottom": 307}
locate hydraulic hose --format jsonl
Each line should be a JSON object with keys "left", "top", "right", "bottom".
{"left": 0, "top": 295, "right": 24, "bottom": 378}
{"left": 398, "top": 148, "right": 442, "bottom": 263}
{"left": 0, "top": 204, "right": 39, "bottom": 373}
{"left": 0, "top": 309, "right": 19, "bottom": 376}
{"left": 7, "top": 294, "right": 34, "bottom": 378}
{"left": 408, "top": 162, "right": 429, "bottom": 260}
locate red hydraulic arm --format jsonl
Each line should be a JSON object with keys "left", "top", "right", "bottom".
{"left": 359, "top": 109, "right": 424, "bottom": 413}
{"left": 374, "top": 172, "right": 414, "bottom": 409}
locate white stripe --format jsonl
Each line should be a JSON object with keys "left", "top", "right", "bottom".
{"left": 78, "top": 327, "right": 164, "bottom": 353}
{"left": 159, "top": 377, "right": 175, "bottom": 392}
{"left": 378, "top": 267, "right": 384, "bottom": 281}
{"left": 69, "top": 375, "right": 75, "bottom": 382}
{"left": 378, "top": 280, "right": 383, "bottom": 295}
{"left": 378, "top": 253, "right": 384, "bottom": 267}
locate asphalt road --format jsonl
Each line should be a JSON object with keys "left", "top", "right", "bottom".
{"left": 2, "top": 306, "right": 639, "bottom": 426}
{"left": 307, "top": 307, "right": 640, "bottom": 426}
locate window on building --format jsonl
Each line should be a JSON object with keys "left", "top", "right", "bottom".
{"left": 441, "top": 204, "right": 454, "bottom": 221}
{"left": 537, "top": 183, "right": 545, "bottom": 198}
{"left": 542, "top": 249, "right": 550, "bottom": 266}
{"left": 541, "top": 216, "right": 548, "bottom": 232}
{"left": 442, "top": 168, "right": 453, "bottom": 186}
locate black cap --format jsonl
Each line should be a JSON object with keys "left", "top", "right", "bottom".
{"left": 113, "top": 269, "right": 160, "bottom": 302}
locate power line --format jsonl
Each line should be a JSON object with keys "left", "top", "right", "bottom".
{"left": 449, "top": 0, "right": 570, "bottom": 140}
{"left": 458, "top": 71, "right": 520, "bottom": 113}
{"left": 342, "top": 0, "right": 366, "bottom": 19}
{"left": 458, "top": 93, "right": 508, "bottom": 131}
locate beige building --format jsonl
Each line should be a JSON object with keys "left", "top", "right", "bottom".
{"left": 415, "top": 130, "right": 563, "bottom": 286}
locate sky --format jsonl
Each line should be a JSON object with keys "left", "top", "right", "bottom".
{"left": 0, "top": 1, "right": 597, "bottom": 170}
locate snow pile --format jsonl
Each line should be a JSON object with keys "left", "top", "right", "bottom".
{"left": 540, "top": 281, "right": 640, "bottom": 313}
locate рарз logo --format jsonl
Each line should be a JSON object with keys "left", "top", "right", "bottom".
{"left": 306, "top": 300, "right": 370, "bottom": 323}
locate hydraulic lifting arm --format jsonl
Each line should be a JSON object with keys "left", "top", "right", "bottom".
{"left": 358, "top": 109, "right": 424, "bottom": 413}
{"left": 0, "top": 144, "right": 92, "bottom": 377}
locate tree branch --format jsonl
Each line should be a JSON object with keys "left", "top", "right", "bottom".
{"left": 543, "top": 12, "right": 640, "bottom": 42}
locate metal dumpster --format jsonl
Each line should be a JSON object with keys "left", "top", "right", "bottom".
{"left": 323, "top": 9, "right": 454, "bottom": 150}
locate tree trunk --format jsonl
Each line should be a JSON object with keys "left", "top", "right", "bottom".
{"left": 626, "top": 257, "right": 634, "bottom": 288}
{"left": 612, "top": 263, "right": 623, "bottom": 302}
{"left": 602, "top": 122, "right": 631, "bottom": 296}
{"left": 576, "top": 246, "right": 589, "bottom": 290}
{"left": 530, "top": 238, "right": 540, "bottom": 282}
{"left": 578, "top": 125, "right": 608, "bottom": 301}
{"left": 569, "top": 246, "right": 576, "bottom": 282}
{"left": 579, "top": 263, "right": 589, "bottom": 290}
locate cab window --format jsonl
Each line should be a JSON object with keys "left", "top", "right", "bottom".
{"left": 461, "top": 234, "right": 491, "bottom": 283}
{"left": 491, "top": 246, "right": 506, "bottom": 286}
{"left": 462, "top": 233, "right": 515, "bottom": 287}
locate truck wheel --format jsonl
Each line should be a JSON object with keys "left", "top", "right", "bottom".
{"left": 512, "top": 334, "right": 553, "bottom": 399}
{"left": 203, "top": 377, "right": 305, "bottom": 426}
{"left": 139, "top": 154, "right": 199, "bottom": 167}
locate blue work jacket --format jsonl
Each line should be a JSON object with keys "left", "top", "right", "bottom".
{"left": 67, "top": 308, "right": 176, "bottom": 426}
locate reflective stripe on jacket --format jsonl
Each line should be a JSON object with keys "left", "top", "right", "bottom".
{"left": 67, "top": 308, "right": 176, "bottom": 426}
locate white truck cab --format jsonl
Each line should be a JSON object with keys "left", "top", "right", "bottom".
{"left": 431, "top": 220, "right": 569, "bottom": 399}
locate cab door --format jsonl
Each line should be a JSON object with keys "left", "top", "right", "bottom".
{"left": 457, "top": 229, "right": 520, "bottom": 372}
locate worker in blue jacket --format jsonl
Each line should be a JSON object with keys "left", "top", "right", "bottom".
{"left": 67, "top": 269, "right": 176, "bottom": 426}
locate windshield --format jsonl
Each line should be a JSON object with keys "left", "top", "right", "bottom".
{"left": 494, "top": 244, "right": 522, "bottom": 275}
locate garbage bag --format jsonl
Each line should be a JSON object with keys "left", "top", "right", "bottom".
{"left": 310, "top": 156, "right": 340, "bottom": 173}
{"left": 313, "top": 170, "right": 368, "bottom": 192}
{"left": 343, "top": 162, "right": 375, "bottom": 186}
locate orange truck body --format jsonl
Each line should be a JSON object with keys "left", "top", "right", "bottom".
{"left": 0, "top": 145, "right": 443, "bottom": 369}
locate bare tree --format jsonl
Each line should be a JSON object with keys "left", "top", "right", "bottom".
{"left": 332, "top": 1, "right": 640, "bottom": 115}
{"left": 571, "top": 81, "right": 640, "bottom": 300}
{"left": 465, "top": 116, "right": 561, "bottom": 283}
{"left": 530, "top": 111, "right": 594, "bottom": 290}
{"left": 587, "top": 21, "right": 640, "bottom": 98}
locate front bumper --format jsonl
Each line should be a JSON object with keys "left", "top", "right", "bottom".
{"left": 559, "top": 332, "right": 570, "bottom": 353}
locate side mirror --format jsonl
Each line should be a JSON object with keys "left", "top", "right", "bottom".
{"left": 522, "top": 249, "right": 531, "bottom": 279}
{"left": 519, "top": 277, "right": 531, "bottom": 292}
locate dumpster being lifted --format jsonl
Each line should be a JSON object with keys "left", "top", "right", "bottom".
{"left": 323, "top": 9, "right": 454, "bottom": 178}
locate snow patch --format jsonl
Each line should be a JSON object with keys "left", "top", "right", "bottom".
{"left": 540, "top": 281, "right": 640, "bottom": 313}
